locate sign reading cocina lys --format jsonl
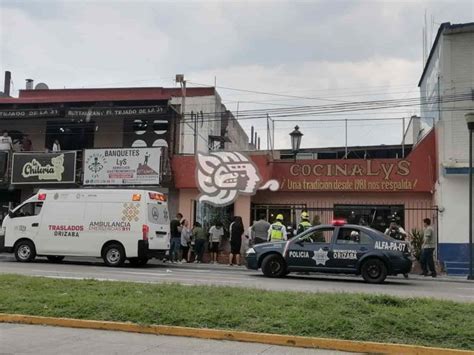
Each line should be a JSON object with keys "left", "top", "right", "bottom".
{"left": 274, "top": 159, "right": 430, "bottom": 192}
{"left": 11, "top": 152, "right": 77, "bottom": 185}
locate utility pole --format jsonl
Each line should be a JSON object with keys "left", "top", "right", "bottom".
{"left": 175, "top": 74, "right": 186, "bottom": 152}
{"left": 402, "top": 117, "right": 406, "bottom": 158}
{"left": 193, "top": 111, "right": 198, "bottom": 154}
{"left": 345, "top": 119, "right": 348, "bottom": 158}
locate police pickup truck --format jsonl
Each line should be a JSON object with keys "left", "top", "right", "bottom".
{"left": 245, "top": 220, "right": 411, "bottom": 283}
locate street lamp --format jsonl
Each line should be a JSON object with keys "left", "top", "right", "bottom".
{"left": 466, "top": 113, "right": 474, "bottom": 280}
{"left": 289, "top": 125, "right": 303, "bottom": 157}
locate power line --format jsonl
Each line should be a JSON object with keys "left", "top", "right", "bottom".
{"left": 177, "top": 92, "right": 472, "bottom": 123}
{"left": 187, "top": 81, "right": 351, "bottom": 103}
{"left": 189, "top": 79, "right": 474, "bottom": 102}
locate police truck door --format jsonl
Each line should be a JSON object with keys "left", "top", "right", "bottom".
{"left": 332, "top": 227, "right": 372, "bottom": 270}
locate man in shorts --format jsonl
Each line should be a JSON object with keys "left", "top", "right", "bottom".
{"left": 208, "top": 221, "right": 224, "bottom": 264}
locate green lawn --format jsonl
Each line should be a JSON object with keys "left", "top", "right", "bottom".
{"left": 0, "top": 274, "right": 472, "bottom": 350}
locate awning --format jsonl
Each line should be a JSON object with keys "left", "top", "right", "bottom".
{"left": 442, "top": 162, "right": 473, "bottom": 175}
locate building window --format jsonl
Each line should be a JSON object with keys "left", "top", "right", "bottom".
{"left": 46, "top": 121, "right": 95, "bottom": 151}
{"left": 133, "top": 120, "right": 148, "bottom": 135}
{"left": 153, "top": 120, "right": 168, "bottom": 135}
{"left": 333, "top": 204, "right": 404, "bottom": 232}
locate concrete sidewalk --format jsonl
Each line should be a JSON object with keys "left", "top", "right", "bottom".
{"left": 0, "top": 323, "right": 352, "bottom": 355}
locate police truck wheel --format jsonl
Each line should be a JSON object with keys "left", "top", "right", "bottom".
{"left": 103, "top": 244, "right": 126, "bottom": 267}
{"left": 129, "top": 257, "right": 148, "bottom": 266}
{"left": 361, "top": 258, "right": 387, "bottom": 284}
{"left": 47, "top": 256, "right": 65, "bottom": 263}
{"left": 261, "top": 254, "right": 286, "bottom": 278}
{"left": 14, "top": 240, "right": 36, "bottom": 262}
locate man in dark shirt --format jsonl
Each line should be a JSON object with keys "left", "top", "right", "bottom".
{"left": 169, "top": 213, "right": 183, "bottom": 263}
{"left": 251, "top": 215, "right": 271, "bottom": 245}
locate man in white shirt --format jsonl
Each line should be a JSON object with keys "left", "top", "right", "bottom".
{"left": 52, "top": 139, "right": 61, "bottom": 152}
{"left": 208, "top": 222, "right": 224, "bottom": 264}
{"left": 0, "top": 131, "right": 12, "bottom": 151}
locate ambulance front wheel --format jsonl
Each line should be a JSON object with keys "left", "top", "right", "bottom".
{"left": 14, "top": 240, "right": 36, "bottom": 263}
{"left": 102, "top": 243, "right": 126, "bottom": 267}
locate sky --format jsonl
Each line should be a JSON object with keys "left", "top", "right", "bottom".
{"left": 1, "top": 0, "right": 473, "bottom": 149}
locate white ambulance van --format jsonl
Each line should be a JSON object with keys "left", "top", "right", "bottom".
{"left": 1, "top": 189, "right": 170, "bottom": 267}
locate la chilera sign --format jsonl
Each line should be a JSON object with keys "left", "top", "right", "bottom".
{"left": 274, "top": 159, "right": 428, "bottom": 192}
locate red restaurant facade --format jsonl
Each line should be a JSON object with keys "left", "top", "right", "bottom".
{"left": 171, "top": 130, "right": 437, "bottom": 237}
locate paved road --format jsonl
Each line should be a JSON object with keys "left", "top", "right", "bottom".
{"left": 0, "top": 323, "right": 351, "bottom": 354}
{"left": 0, "top": 255, "right": 473, "bottom": 302}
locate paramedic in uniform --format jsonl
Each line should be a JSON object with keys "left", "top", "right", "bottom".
{"left": 296, "top": 211, "right": 312, "bottom": 235}
{"left": 268, "top": 214, "right": 288, "bottom": 242}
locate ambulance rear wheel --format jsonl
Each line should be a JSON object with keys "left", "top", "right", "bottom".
{"left": 261, "top": 254, "right": 286, "bottom": 278}
{"left": 47, "top": 256, "right": 65, "bottom": 263}
{"left": 103, "top": 243, "right": 126, "bottom": 267}
{"left": 129, "top": 257, "right": 148, "bottom": 266}
{"left": 14, "top": 240, "right": 36, "bottom": 262}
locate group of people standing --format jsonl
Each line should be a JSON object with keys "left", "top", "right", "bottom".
{"left": 251, "top": 211, "right": 314, "bottom": 244}
{"left": 0, "top": 130, "right": 62, "bottom": 153}
{"left": 169, "top": 213, "right": 227, "bottom": 264}
{"left": 167, "top": 212, "right": 313, "bottom": 266}
{"left": 0, "top": 130, "right": 32, "bottom": 152}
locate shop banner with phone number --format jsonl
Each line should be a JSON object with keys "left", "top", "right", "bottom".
{"left": 83, "top": 148, "right": 161, "bottom": 185}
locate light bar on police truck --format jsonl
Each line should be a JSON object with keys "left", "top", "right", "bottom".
{"left": 331, "top": 219, "right": 347, "bottom": 226}
{"left": 148, "top": 192, "right": 167, "bottom": 202}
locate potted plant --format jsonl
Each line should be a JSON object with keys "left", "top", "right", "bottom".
{"left": 408, "top": 228, "right": 424, "bottom": 273}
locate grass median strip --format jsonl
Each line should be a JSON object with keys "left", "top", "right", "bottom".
{"left": 0, "top": 274, "right": 472, "bottom": 350}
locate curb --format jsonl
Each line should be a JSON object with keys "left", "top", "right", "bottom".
{"left": 0, "top": 313, "right": 471, "bottom": 354}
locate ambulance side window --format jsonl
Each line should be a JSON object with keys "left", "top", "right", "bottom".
{"left": 148, "top": 204, "right": 168, "bottom": 224}
{"left": 12, "top": 202, "right": 43, "bottom": 218}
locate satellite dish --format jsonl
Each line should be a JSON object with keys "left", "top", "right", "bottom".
{"left": 35, "top": 83, "right": 49, "bottom": 90}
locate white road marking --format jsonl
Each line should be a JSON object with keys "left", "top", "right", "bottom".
{"left": 119, "top": 271, "right": 170, "bottom": 277}
{"left": 31, "top": 275, "right": 115, "bottom": 282}
{"left": 31, "top": 269, "right": 82, "bottom": 274}
{"left": 169, "top": 268, "right": 211, "bottom": 273}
